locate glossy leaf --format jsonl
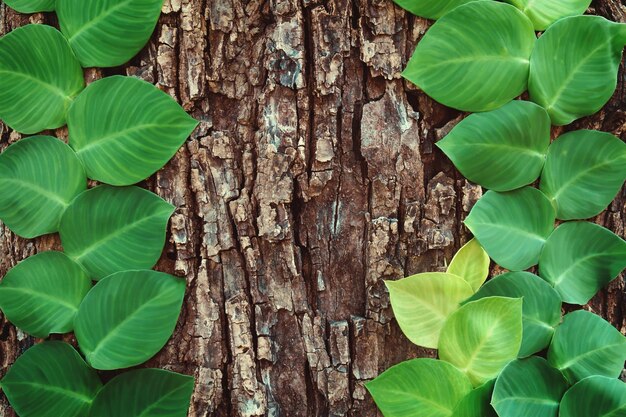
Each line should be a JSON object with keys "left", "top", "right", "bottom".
{"left": 451, "top": 380, "right": 498, "bottom": 417}
{"left": 465, "top": 187, "right": 555, "bottom": 271}
{"left": 59, "top": 185, "right": 174, "bottom": 280}
{"left": 392, "top": 0, "right": 489, "bottom": 20}
{"left": 540, "top": 130, "right": 626, "bottom": 220}
{"left": 3, "top": 0, "right": 55, "bottom": 13}
{"left": 403, "top": 1, "right": 535, "bottom": 112}
{"left": 386, "top": 272, "right": 474, "bottom": 348}
{"left": 439, "top": 296, "right": 523, "bottom": 386}
{"left": 438, "top": 101, "right": 550, "bottom": 192}
{"left": 0, "top": 24, "right": 84, "bottom": 133}
{"left": 539, "top": 221, "right": 626, "bottom": 304}
{"left": 0, "top": 342, "right": 102, "bottom": 417}
{"left": 447, "top": 238, "right": 490, "bottom": 292}
{"left": 75, "top": 270, "right": 186, "bottom": 370}
{"left": 560, "top": 376, "right": 626, "bottom": 417}
{"left": 0, "top": 136, "right": 86, "bottom": 238}
{"left": 68, "top": 76, "right": 198, "bottom": 186}
{"left": 505, "top": 0, "right": 592, "bottom": 30}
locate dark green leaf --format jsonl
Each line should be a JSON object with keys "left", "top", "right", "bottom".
{"left": 559, "top": 376, "right": 626, "bottom": 417}
{"left": 451, "top": 380, "right": 498, "bottom": 417}
{"left": 3, "top": 0, "right": 55, "bottom": 13}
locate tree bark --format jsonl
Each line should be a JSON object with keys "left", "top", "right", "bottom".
{"left": 0, "top": 1, "right": 625, "bottom": 416}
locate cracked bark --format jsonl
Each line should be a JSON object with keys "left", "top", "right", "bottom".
{"left": 1, "top": 1, "right": 625, "bottom": 416}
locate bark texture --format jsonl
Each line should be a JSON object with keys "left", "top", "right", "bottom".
{"left": 0, "top": 1, "right": 625, "bottom": 416}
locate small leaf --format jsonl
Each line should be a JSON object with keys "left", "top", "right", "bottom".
{"left": 447, "top": 238, "right": 490, "bottom": 292}
{"left": 386, "top": 272, "right": 474, "bottom": 348}
{"left": 559, "top": 376, "right": 626, "bottom": 417}
{"left": 366, "top": 358, "right": 472, "bottom": 417}
{"left": 451, "top": 380, "right": 498, "bottom": 417}
{"left": 438, "top": 101, "right": 550, "bottom": 192}
{"left": 3, "top": 0, "right": 55, "bottom": 13}
{"left": 504, "top": 0, "right": 592, "bottom": 30}
{"left": 392, "top": 0, "right": 489, "bottom": 20}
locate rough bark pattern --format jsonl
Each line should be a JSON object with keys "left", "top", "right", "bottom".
{"left": 0, "top": 1, "right": 625, "bottom": 416}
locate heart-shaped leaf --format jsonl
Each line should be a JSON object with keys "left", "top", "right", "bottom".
{"left": 547, "top": 310, "right": 626, "bottom": 384}
{"left": 366, "top": 358, "right": 473, "bottom": 417}
{"left": 504, "top": 0, "right": 592, "bottom": 30}
{"left": 392, "top": 0, "right": 489, "bottom": 20}
{"left": 447, "top": 238, "right": 490, "bottom": 292}
{"left": 439, "top": 296, "right": 523, "bottom": 386}
{"left": 559, "top": 376, "right": 626, "bottom": 417}
{"left": 438, "top": 101, "right": 550, "bottom": 192}
{"left": 0, "top": 136, "right": 87, "bottom": 238}
{"left": 540, "top": 130, "right": 626, "bottom": 220}
{"left": 539, "top": 221, "right": 626, "bottom": 304}
{"left": 88, "top": 369, "right": 194, "bottom": 417}
{"left": 0, "top": 252, "right": 91, "bottom": 338}
{"left": 3, "top": 0, "right": 55, "bottom": 13}
{"left": 492, "top": 357, "right": 568, "bottom": 417}
{"left": 465, "top": 187, "right": 555, "bottom": 271}
{"left": 57, "top": 0, "right": 164, "bottom": 68}
{"left": 68, "top": 76, "right": 198, "bottom": 186}
{"left": 386, "top": 272, "right": 474, "bottom": 348}
{"left": 75, "top": 270, "right": 186, "bottom": 370}
{"left": 0, "top": 342, "right": 102, "bottom": 417}
{"left": 0, "top": 24, "right": 84, "bottom": 134}
{"left": 403, "top": 2, "right": 535, "bottom": 112}
{"left": 529, "top": 16, "right": 626, "bottom": 125}
{"left": 451, "top": 380, "right": 498, "bottom": 417}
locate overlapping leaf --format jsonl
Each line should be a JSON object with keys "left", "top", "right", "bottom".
{"left": 451, "top": 380, "right": 498, "bottom": 417}
{"left": 505, "top": 0, "right": 592, "bottom": 30}
{"left": 392, "top": 0, "right": 489, "bottom": 20}
{"left": 447, "top": 238, "right": 490, "bottom": 292}
{"left": 4, "top": 0, "right": 55, "bottom": 13}
{"left": 560, "top": 376, "right": 626, "bottom": 417}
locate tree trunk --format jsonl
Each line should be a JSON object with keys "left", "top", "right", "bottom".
{"left": 0, "top": 1, "right": 625, "bottom": 416}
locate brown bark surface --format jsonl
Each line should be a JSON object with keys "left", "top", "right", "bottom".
{"left": 0, "top": 1, "right": 625, "bottom": 416}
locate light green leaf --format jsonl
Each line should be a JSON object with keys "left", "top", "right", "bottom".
{"left": 0, "top": 342, "right": 102, "bottom": 417}
{"left": 451, "top": 380, "right": 498, "bottom": 417}
{"left": 403, "top": 2, "right": 535, "bottom": 112}
{"left": 57, "top": 0, "right": 164, "bottom": 68}
{"left": 504, "top": 0, "right": 592, "bottom": 30}
{"left": 439, "top": 296, "right": 523, "bottom": 386}
{"left": 0, "top": 252, "right": 91, "bottom": 338}
{"left": 68, "top": 76, "right": 198, "bottom": 186}
{"left": 366, "top": 358, "right": 472, "bottom": 417}
{"left": 89, "top": 369, "right": 194, "bottom": 417}
{"left": 539, "top": 221, "right": 626, "bottom": 304}
{"left": 386, "top": 272, "right": 474, "bottom": 348}
{"left": 392, "top": 0, "right": 489, "bottom": 20}
{"left": 75, "top": 270, "right": 186, "bottom": 370}
{"left": 59, "top": 185, "right": 174, "bottom": 280}
{"left": 559, "top": 376, "right": 626, "bottom": 417}
{"left": 465, "top": 187, "right": 555, "bottom": 271}
{"left": 0, "top": 136, "right": 86, "bottom": 238}
{"left": 0, "top": 24, "right": 84, "bottom": 134}
{"left": 3, "top": 0, "right": 55, "bottom": 13}
{"left": 540, "top": 130, "right": 626, "bottom": 220}
{"left": 447, "top": 238, "right": 490, "bottom": 292}
{"left": 547, "top": 310, "right": 626, "bottom": 384}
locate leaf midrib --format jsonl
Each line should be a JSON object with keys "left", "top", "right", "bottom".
{"left": 0, "top": 70, "right": 70, "bottom": 101}
{"left": 446, "top": 142, "right": 546, "bottom": 159}
{"left": 0, "top": 286, "right": 78, "bottom": 311}
{"left": 548, "top": 155, "right": 626, "bottom": 200}
{"left": 136, "top": 383, "right": 191, "bottom": 417}
{"left": 6, "top": 381, "right": 93, "bottom": 404}
{"left": 0, "top": 178, "right": 70, "bottom": 207}
{"left": 550, "top": 250, "right": 626, "bottom": 287}
{"left": 557, "top": 341, "right": 626, "bottom": 371}
{"left": 469, "top": 222, "right": 548, "bottom": 244}
{"left": 67, "top": 0, "right": 135, "bottom": 43}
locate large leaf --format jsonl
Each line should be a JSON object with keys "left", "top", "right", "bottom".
{"left": 559, "top": 376, "right": 626, "bottom": 417}
{"left": 3, "top": 0, "right": 55, "bottom": 13}
{"left": 0, "top": 251, "right": 91, "bottom": 338}
{"left": 0, "top": 136, "right": 86, "bottom": 238}
{"left": 0, "top": 24, "right": 84, "bottom": 134}
{"left": 439, "top": 296, "right": 523, "bottom": 386}
{"left": 392, "top": 0, "right": 489, "bottom": 20}
{"left": 403, "top": 2, "right": 535, "bottom": 112}
{"left": 451, "top": 380, "right": 498, "bottom": 417}
{"left": 386, "top": 272, "right": 474, "bottom": 348}
{"left": 529, "top": 16, "right": 626, "bottom": 125}
{"left": 465, "top": 272, "right": 561, "bottom": 357}
{"left": 59, "top": 185, "right": 174, "bottom": 280}
{"left": 89, "top": 369, "right": 194, "bottom": 417}
{"left": 547, "top": 310, "right": 626, "bottom": 384}
{"left": 366, "top": 358, "right": 472, "bottom": 417}
{"left": 492, "top": 357, "right": 568, "bottom": 417}
{"left": 504, "top": 0, "right": 592, "bottom": 30}
{"left": 447, "top": 238, "right": 490, "bottom": 292}
{"left": 75, "top": 270, "right": 186, "bottom": 370}
{"left": 539, "top": 221, "right": 626, "bottom": 304}
{"left": 68, "top": 76, "right": 198, "bottom": 186}
{"left": 0, "top": 342, "right": 102, "bottom": 417}
{"left": 437, "top": 101, "right": 550, "bottom": 192}
{"left": 540, "top": 130, "right": 626, "bottom": 220}
{"left": 465, "top": 187, "right": 555, "bottom": 271}
{"left": 57, "top": 0, "right": 164, "bottom": 67}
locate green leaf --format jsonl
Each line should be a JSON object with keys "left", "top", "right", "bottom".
{"left": 504, "top": 0, "right": 592, "bottom": 30}
{"left": 59, "top": 185, "right": 174, "bottom": 280}
{"left": 492, "top": 357, "right": 568, "bottom": 417}
{"left": 547, "top": 310, "right": 626, "bottom": 384}
{"left": 386, "top": 272, "right": 474, "bottom": 348}
{"left": 3, "top": 0, "right": 55, "bottom": 13}
{"left": 403, "top": 2, "right": 535, "bottom": 112}
{"left": 392, "top": 0, "right": 489, "bottom": 20}
{"left": 0, "top": 342, "right": 102, "bottom": 417}
{"left": 366, "top": 358, "right": 472, "bottom": 417}
{"left": 465, "top": 272, "right": 561, "bottom": 357}
{"left": 0, "top": 136, "right": 86, "bottom": 238}
{"left": 88, "top": 369, "right": 194, "bottom": 417}
{"left": 465, "top": 187, "right": 555, "bottom": 271}
{"left": 539, "top": 221, "right": 626, "bottom": 304}
{"left": 0, "top": 251, "right": 91, "bottom": 338}
{"left": 439, "top": 296, "right": 523, "bottom": 386}
{"left": 57, "top": 0, "right": 164, "bottom": 68}
{"left": 559, "top": 376, "right": 626, "bottom": 417}
{"left": 451, "top": 380, "right": 498, "bottom": 417}
{"left": 540, "top": 130, "right": 626, "bottom": 220}
{"left": 447, "top": 238, "right": 490, "bottom": 292}
{"left": 75, "top": 270, "right": 186, "bottom": 370}
{"left": 437, "top": 101, "right": 550, "bottom": 192}
{"left": 0, "top": 24, "right": 84, "bottom": 134}
{"left": 529, "top": 16, "right": 626, "bottom": 125}
{"left": 68, "top": 76, "right": 198, "bottom": 186}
